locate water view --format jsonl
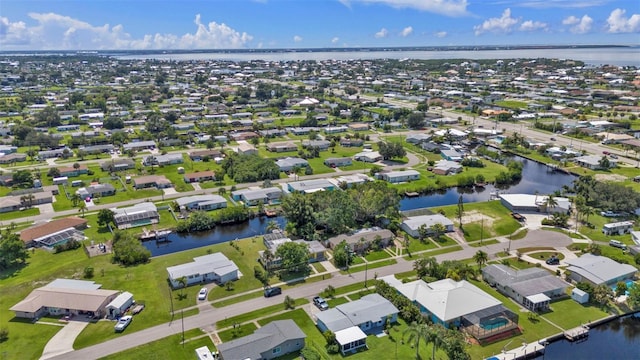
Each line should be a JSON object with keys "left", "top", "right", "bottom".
{"left": 145, "top": 156, "right": 576, "bottom": 256}
{"left": 533, "top": 313, "right": 640, "bottom": 360}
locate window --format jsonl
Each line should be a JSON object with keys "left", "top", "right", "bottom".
{"left": 272, "top": 347, "right": 281, "bottom": 354}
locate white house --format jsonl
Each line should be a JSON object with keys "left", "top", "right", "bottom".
{"left": 602, "top": 221, "right": 634, "bottom": 236}
{"left": 564, "top": 254, "right": 637, "bottom": 286}
{"left": 175, "top": 195, "right": 227, "bottom": 211}
{"left": 377, "top": 170, "right": 420, "bottom": 183}
{"left": 401, "top": 214, "right": 454, "bottom": 238}
{"left": 166, "top": 253, "right": 239, "bottom": 288}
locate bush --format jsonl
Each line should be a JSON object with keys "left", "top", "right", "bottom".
{"left": 300, "top": 347, "right": 321, "bottom": 360}
{"left": 0, "top": 328, "right": 8, "bottom": 342}
{"left": 83, "top": 266, "right": 94, "bottom": 279}
{"left": 54, "top": 239, "right": 81, "bottom": 253}
{"left": 326, "top": 344, "right": 340, "bottom": 354}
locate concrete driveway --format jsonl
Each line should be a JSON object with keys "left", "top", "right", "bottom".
{"left": 40, "top": 320, "right": 89, "bottom": 360}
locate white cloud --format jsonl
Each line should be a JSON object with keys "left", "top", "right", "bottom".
{"left": 516, "top": 0, "right": 608, "bottom": 9}
{"left": 563, "top": 15, "right": 593, "bottom": 34}
{"left": 474, "top": 8, "right": 519, "bottom": 35}
{"left": 331, "top": 37, "right": 340, "bottom": 43}
{"left": 293, "top": 35, "right": 303, "bottom": 42}
{"left": 519, "top": 20, "right": 547, "bottom": 32}
{"left": 400, "top": 26, "right": 413, "bottom": 37}
{"left": 0, "top": 13, "right": 253, "bottom": 50}
{"left": 435, "top": 31, "right": 448, "bottom": 38}
{"left": 375, "top": 28, "right": 389, "bottom": 38}
{"left": 606, "top": 8, "right": 640, "bottom": 33}
{"left": 340, "top": 0, "right": 469, "bottom": 17}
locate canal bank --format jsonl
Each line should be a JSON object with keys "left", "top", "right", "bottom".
{"left": 144, "top": 154, "right": 577, "bottom": 256}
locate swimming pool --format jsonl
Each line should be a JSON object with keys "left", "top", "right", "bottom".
{"left": 481, "top": 317, "right": 508, "bottom": 330}
{"left": 612, "top": 280, "right": 636, "bottom": 296}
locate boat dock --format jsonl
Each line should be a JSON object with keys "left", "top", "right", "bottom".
{"left": 139, "top": 228, "right": 173, "bottom": 241}
{"left": 564, "top": 325, "right": 589, "bottom": 341}
{"left": 264, "top": 209, "right": 278, "bottom": 217}
{"left": 486, "top": 341, "right": 546, "bottom": 360}
{"left": 404, "top": 191, "right": 419, "bottom": 197}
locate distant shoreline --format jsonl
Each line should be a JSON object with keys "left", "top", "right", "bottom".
{"left": 0, "top": 44, "right": 633, "bottom": 56}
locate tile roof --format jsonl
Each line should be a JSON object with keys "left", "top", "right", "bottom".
{"left": 20, "top": 217, "right": 87, "bottom": 243}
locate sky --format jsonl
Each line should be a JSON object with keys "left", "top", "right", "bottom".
{"left": 0, "top": 0, "right": 639, "bottom": 51}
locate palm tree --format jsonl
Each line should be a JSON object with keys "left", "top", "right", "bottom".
{"left": 77, "top": 201, "right": 88, "bottom": 218}
{"left": 70, "top": 193, "right": 81, "bottom": 207}
{"left": 473, "top": 250, "right": 489, "bottom": 269}
{"left": 583, "top": 206, "right": 595, "bottom": 225}
{"left": 544, "top": 194, "right": 558, "bottom": 217}
{"left": 426, "top": 324, "right": 446, "bottom": 360}
{"left": 403, "top": 321, "right": 431, "bottom": 359}
{"left": 266, "top": 220, "right": 280, "bottom": 233}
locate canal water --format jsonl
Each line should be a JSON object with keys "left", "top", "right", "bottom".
{"left": 531, "top": 313, "right": 640, "bottom": 360}
{"left": 145, "top": 156, "right": 576, "bottom": 256}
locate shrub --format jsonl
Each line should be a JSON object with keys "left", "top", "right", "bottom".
{"left": 54, "top": 239, "right": 81, "bottom": 253}
{"left": 83, "top": 266, "right": 94, "bottom": 279}
{"left": 0, "top": 328, "right": 8, "bottom": 342}
{"left": 300, "top": 347, "right": 321, "bottom": 360}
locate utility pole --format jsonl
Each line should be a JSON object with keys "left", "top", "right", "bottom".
{"left": 181, "top": 309, "right": 185, "bottom": 347}
{"left": 480, "top": 218, "right": 484, "bottom": 246}
{"left": 364, "top": 261, "right": 368, "bottom": 288}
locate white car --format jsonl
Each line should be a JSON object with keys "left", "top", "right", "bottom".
{"left": 114, "top": 315, "right": 132, "bottom": 332}
{"left": 198, "top": 287, "right": 208, "bottom": 301}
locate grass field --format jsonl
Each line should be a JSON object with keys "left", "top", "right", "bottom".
{"left": 100, "top": 329, "right": 215, "bottom": 360}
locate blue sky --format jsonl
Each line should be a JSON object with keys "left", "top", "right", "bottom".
{"left": 1, "top": 0, "right": 638, "bottom": 50}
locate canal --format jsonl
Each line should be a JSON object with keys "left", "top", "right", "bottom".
{"left": 145, "top": 156, "right": 576, "bottom": 256}
{"left": 532, "top": 313, "right": 640, "bottom": 360}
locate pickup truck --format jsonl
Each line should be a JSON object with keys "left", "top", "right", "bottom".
{"left": 313, "top": 296, "right": 329, "bottom": 311}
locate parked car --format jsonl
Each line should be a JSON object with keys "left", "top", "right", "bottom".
{"left": 603, "top": 151, "right": 610, "bottom": 155}
{"left": 609, "top": 154, "right": 618, "bottom": 159}
{"left": 313, "top": 296, "right": 329, "bottom": 311}
{"left": 550, "top": 137, "right": 557, "bottom": 141}
{"left": 114, "top": 315, "right": 132, "bottom": 332}
{"left": 609, "top": 240, "right": 627, "bottom": 250}
{"left": 198, "top": 287, "right": 208, "bottom": 301}
{"left": 546, "top": 256, "right": 560, "bottom": 265}
{"left": 264, "top": 287, "right": 282, "bottom": 298}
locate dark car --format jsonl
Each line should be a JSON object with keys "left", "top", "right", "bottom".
{"left": 546, "top": 256, "right": 560, "bottom": 265}
{"left": 264, "top": 287, "right": 282, "bottom": 298}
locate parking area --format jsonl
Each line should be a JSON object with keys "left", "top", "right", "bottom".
{"left": 40, "top": 320, "right": 89, "bottom": 359}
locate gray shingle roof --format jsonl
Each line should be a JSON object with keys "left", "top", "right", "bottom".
{"left": 216, "top": 320, "right": 305, "bottom": 360}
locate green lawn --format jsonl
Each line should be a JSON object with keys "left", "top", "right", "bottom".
{"left": 216, "top": 298, "right": 308, "bottom": 329}
{"left": 0, "top": 207, "right": 40, "bottom": 221}
{"left": 217, "top": 322, "right": 258, "bottom": 342}
{"left": 543, "top": 298, "right": 609, "bottom": 330}
{"left": 100, "top": 329, "right": 215, "bottom": 360}
{"left": 434, "top": 200, "right": 523, "bottom": 241}
{"left": 364, "top": 250, "right": 392, "bottom": 261}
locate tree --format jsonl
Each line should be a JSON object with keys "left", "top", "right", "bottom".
{"left": 0, "top": 231, "right": 29, "bottom": 270}
{"left": 47, "top": 167, "right": 61, "bottom": 178}
{"left": 615, "top": 281, "right": 628, "bottom": 297}
{"left": 407, "top": 113, "right": 425, "bottom": 129}
{"left": 473, "top": 250, "right": 488, "bottom": 269}
{"left": 12, "top": 170, "right": 33, "bottom": 187}
{"left": 414, "top": 256, "right": 439, "bottom": 279}
{"left": 628, "top": 283, "right": 640, "bottom": 309}
{"left": 333, "top": 240, "right": 351, "bottom": 268}
{"left": 275, "top": 241, "right": 310, "bottom": 273}
{"left": 283, "top": 295, "right": 296, "bottom": 309}
{"left": 20, "top": 194, "right": 35, "bottom": 208}
{"left": 582, "top": 206, "right": 595, "bottom": 225}
{"left": 544, "top": 194, "right": 558, "bottom": 217}
{"left": 417, "top": 224, "right": 429, "bottom": 242}
{"left": 112, "top": 231, "right": 151, "bottom": 266}
{"left": 429, "top": 223, "right": 446, "bottom": 242}
{"left": 592, "top": 284, "right": 613, "bottom": 306}
{"left": 455, "top": 195, "right": 464, "bottom": 229}
{"left": 598, "top": 156, "right": 611, "bottom": 169}
{"left": 77, "top": 201, "right": 88, "bottom": 217}
{"left": 97, "top": 209, "right": 115, "bottom": 227}
{"left": 73, "top": 162, "right": 80, "bottom": 170}
{"left": 403, "top": 321, "right": 431, "bottom": 359}
{"left": 70, "top": 193, "right": 81, "bottom": 207}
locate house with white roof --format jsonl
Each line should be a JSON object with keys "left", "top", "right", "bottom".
{"left": 175, "top": 195, "right": 227, "bottom": 211}
{"left": 573, "top": 155, "right": 617, "bottom": 170}
{"left": 499, "top": 194, "right": 571, "bottom": 214}
{"left": 112, "top": 202, "right": 159, "bottom": 229}
{"left": 231, "top": 187, "right": 283, "bottom": 206}
{"left": 401, "top": 214, "right": 454, "bottom": 238}
{"left": 564, "top": 254, "right": 637, "bottom": 287}
{"left": 353, "top": 151, "right": 382, "bottom": 163}
{"left": 385, "top": 278, "right": 519, "bottom": 342}
{"left": 275, "top": 157, "right": 309, "bottom": 172}
{"left": 315, "top": 293, "right": 398, "bottom": 354}
{"left": 287, "top": 179, "right": 335, "bottom": 193}
{"left": 376, "top": 169, "right": 420, "bottom": 183}
{"left": 166, "top": 253, "right": 239, "bottom": 288}
{"left": 602, "top": 221, "right": 634, "bottom": 236}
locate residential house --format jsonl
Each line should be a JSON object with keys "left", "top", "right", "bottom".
{"left": 316, "top": 294, "right": 398, "bottom": 354}
{"left": 602, "top": 221, "right": 634, "bottom": 236}
{"left": 0, "top": 153, "right": 27, "bottom": 164}
{"left": 175, "top": 195, "right": 227, "bottom": 211}
{"left": 405, "top": 133, "right": 431, "bottom": 144}
{"left": 112, "top": 202, "right": 160, "bottom": 229}
{"left": 330, "top": 174, "right": 372, "bottom": 188}
{"left": 237, "top": 142, "right": 258, "bottom": 155}
{"left": 340, "top": 138, "right": 364, "bottom": 147}
{"left": 349, "top": 123, "right": 369, "bottom": 131}
{"left": 324, "top": 126, "right": 348, "bottom": 134}
{"left": 0, "top": 145, "right": 18, "bottom": 154}
{"left": 144, "top": 153, "right": 183, "bottom": 166}
{"left": 133, "top": 175, "right": 172, "bottom": 189}
{"left": 482, "top": 264, "right": 569, "bottom": 311}
{"left": 183, "top": 171, "right": 215, "bottom": 183}
{"left": 78, "top": 144, "right": 114, "bottom": 155}
{"left": 100, "top": 158, "right": 135, "bottom": 172}
{"left": 353, "top": 151, "right": 382, "bottom": 163}
{"left": 216, "top": 320, "right": 306, "bottom": 360}
{"left": 499, "top": 194, "right": 571, "bottom": 214}
{"left": 231, "top": 187, "right": 283, "bottom": 206}
{"left": 266, "top": 142, "right": 298, "bottom": 153}
{"left": 259, "top": 231, "right": 326, "bottom": 268}
{"left": 432, "top": 160, "right": 463, "bottom": 175}
{"left": 573, "top": 155, "right": 617, "bottom": 170}
{"left": 188, "top": 149, "right": 222, "bottom": 161}
{"left": 0, "top": 192, "right": 53, "bottom": 213}
{"left": 301, "top": 140, "right": 331, "bottom": 150}
{"left": 10, "top": 279, "right": 119, "bottom": 319}
{"left": 324, "top": 157, "right": 352, "bottom": 167}
{"left": 76, "top": 183, "right": 116, "bottom": 199}
{"left": 122, "top": 140, "right": 157, "bottom": 152}
{"left": 327, "top": 228, "right": 394, "bottom": 254}
{"left": 19, "top": 217, "right": 87, "bottom": 249}
{"left": 105, "top": 291, "right": 134, "bottom": 319}
{"left": 384, "top": 277, "right": 519, "bottom": 342}
{"left": 564, "top": 254, "right": 637, "bottom": 287}
{"left": 58, "top": 165, "right": 88, "bottom": 177}
{"left": 38, "top": 148, "right": 68, "bottom": 159}
{"left": 276, "top": 157, "right": 309, "bottom": 172}
{"left": 401, "top": 214, "right": 455, "bottom": 238}
{"left": 377, "top": 170, "right": 420, "bottom": 183}
{"left": 441, "top": 149, "right": 463, "bottom": 162}
{"left": 287, "top": 179, "right": 335, "bottom": 193}
{"left": 166, "top": 253, "right": 239, "bottom": 288}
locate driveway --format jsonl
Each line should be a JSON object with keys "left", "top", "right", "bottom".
{"left": 40, "top": 320, "right": 89, "bottom": 360}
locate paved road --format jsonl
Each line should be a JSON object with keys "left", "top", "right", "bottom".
{"left": 51, "top": 229, "right": 572, "bottom": 360}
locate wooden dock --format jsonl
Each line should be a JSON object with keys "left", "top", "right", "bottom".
{"left": 564, "top": 325, "right": 589, "bottom": 341}
{"left": 264, "top": 209, "right": 278, "bottom": 217}
{"left": 404, "top": 191, "right": 419, "bottom": 197}
{"left": 139, "top": 228, "right": 173, "bottom": 241}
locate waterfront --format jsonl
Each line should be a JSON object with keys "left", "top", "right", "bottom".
{"left": 532, "top": 313, "right": 640, "bottom": 360}
{"left": 145, "top": 155, "right": 576, "bottom": 256}
{"left": 115, "top": 47, "right": 640, "bottom": 67}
